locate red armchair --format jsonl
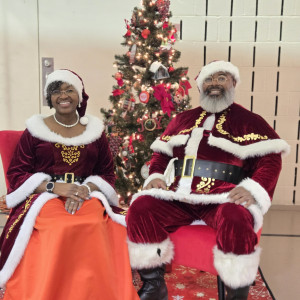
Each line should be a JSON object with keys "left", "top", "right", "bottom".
{"left": 169, "top": 221, "right": 262, "bottom": 299}
{"left": 0, "top": 130, "right": 23, "bottom": 188}
{"left": 0, "top": 130, "right": 23, "bottom": 213}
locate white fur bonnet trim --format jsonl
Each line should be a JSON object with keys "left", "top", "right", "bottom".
{"left": 196, "top": 61, "right": 240, "bottom": 92}
{"left": 44, "top": 70, "right": 83, "bottom": 102}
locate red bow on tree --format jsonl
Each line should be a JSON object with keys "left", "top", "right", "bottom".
{"left": 153, "top": 84, "right": 174, "bottom": 116}
{"left": 180, "top": 80, "right": 191, "bottom": 95}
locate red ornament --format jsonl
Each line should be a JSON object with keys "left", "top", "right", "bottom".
{"left": 141, "top": 28, "right": 150, "bottom": 39}
{"left": 115, "top": 72, "right": 123, "bottom": 80}
{"left": 139, "top": 91, "right": 150, "bottom": 104}
{"left": 115, "top": 72, "right": 124, "bottom": 87}
{"left": 168, "top": 66, "right": 175, "bottom": 72}
{"left": 162, "top": 21, "right": 169, "bottom": 29}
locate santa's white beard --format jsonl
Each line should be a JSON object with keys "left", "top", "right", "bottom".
{"left": 200, "top": 87, "right": 235, "bottom": 113}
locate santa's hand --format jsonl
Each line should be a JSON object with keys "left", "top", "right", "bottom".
{"left": 228, "top": 186, "right": 256, "bottom": 208}
{"left": 144, "top": 178, "right": 167, "bottom": 190}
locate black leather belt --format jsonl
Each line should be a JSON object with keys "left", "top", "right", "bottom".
{"left": 174, "top": 158, "right": 245, "bottom": 184}
{"left": 51, "top": 173, "right": 86, "bottom": 184}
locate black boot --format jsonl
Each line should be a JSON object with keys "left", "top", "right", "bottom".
{"left": 138, "top": 266, "right": 168, "bottom": 300}
{"left": 225, "top": 285, "right": 250, "bottom": 300}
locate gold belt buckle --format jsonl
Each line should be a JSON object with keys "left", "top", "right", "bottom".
{"left": 182, "top": 156, "right": 196, "bottom": 178}
{"left": 64, "top": 173, "right": 75, "bottom": 183}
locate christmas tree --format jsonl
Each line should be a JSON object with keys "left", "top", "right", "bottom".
{"left": 101, "top": 0, "right": 192, "bottom": 203}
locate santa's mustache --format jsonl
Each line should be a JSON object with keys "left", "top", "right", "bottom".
{"left": 205, "top": 85, "right": 225, "bottom": 95}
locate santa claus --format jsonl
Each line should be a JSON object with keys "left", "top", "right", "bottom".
{"left": 126, "top": 60, "right": 290, "bottom": 300}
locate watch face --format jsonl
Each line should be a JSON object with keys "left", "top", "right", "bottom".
{"left": 141, "top": 164, "right": 150, "bottom": 179}
{"left": 46, "top": 182, "right": 54, "bottom": 192}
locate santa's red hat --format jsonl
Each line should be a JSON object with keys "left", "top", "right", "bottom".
{"left": 44, "top": 69, "right": 89, "bottom": 124}
{"left": 195, "top": 60, "right": 240, "bottom": 92}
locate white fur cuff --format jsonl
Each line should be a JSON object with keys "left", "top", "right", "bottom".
{"left": 143, "top": 173, "right": 166, "bottom": 188}
{"left": 237, "top": 178, "right": 271, "bottom": 215}
{"left": 6, "top": 173, "right": 51, "bottom": 208}
{"left": 83, "top": 176, "right": 118, "bottom": 206}
{"left": 127, "top": 238, "right": 174, "bottom": 269}
{"left": 213, "top": 246, "right": 261, "bottom": 289}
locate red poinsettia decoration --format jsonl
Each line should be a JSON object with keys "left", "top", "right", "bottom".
{"left": 153, "top": 83, "right": 174, "bottom": 116}
{"left": 112, "top": 89, "right": 125, "bottom": 96}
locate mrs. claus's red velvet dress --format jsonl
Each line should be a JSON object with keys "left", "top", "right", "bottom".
{"left": 0, "top": 114, "right": 138, "bottom": 300}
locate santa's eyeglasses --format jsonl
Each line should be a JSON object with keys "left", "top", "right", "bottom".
{"left": 203, "top": 74, "right": 228, "bottom": 85}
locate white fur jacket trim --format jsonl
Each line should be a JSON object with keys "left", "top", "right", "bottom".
{"left": 26, "top": 114, "right": 104, "bottom": 146}
{"left": 131, "top": 188, "right": 263, "bottom": 232}
{"left": 150, "top": 135, "right": 189, "bottom": 157}
{"left": 127, "top": 237, "right": 174, "bottom": 269}
{"left": 213, "top": 246, "right": 261, "bottom": 289}
{"left": 208, "top": 135, "right": 290, "bottom": 159}
{"left": 83, "top": 176, "right": 118, "bottom": 206}
{"left": 6, "top": 172, "right": 51, "bottom": 208}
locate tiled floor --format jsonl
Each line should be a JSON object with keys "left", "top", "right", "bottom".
{"left": 0, "top": 205, "right": 299, "bottom": 299}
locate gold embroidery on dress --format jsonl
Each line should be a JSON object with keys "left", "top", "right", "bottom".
{"left": 196, "top": 177, "right": 215, "bottom": 193}
{"left": 216, "top": 112, "right": 268, "bottom": 142}
{"left": 6, "top": 194, "right": 35, "bottom": 239}
{"left": 55, "top": 143, "right": 85, "bottom": 165}
{"left": 161, "top": 111, "right": 207, "bottom": 141}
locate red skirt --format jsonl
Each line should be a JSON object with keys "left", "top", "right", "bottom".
{"left": 4, "top": 197, "right": 138, "bottom": 300}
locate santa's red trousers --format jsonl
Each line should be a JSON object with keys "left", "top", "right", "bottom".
{"left": 126, "top": 195, "right": 257, "bottom": 255}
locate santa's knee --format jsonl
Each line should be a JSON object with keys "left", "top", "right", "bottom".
{"left": 216, "top": 203, "right": 258, "bottom": 254}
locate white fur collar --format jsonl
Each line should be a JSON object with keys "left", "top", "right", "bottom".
{"left": 26, "top": 114, "right": 104, "bottom": 146}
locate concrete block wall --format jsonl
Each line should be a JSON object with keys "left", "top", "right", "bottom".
{"left": 171, "top": 0, "right": 300, "bottom": 205}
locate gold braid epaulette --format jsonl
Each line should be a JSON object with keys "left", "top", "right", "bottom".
{"left": 161, "top": 111, "right": 207, "bottom": 142}
{"left": 216, "top": 112, "right": 269, "bottom": 142}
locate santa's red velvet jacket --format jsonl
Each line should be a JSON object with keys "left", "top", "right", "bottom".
{"left": 131, "top": 103, "right": 290, "bottom": 232}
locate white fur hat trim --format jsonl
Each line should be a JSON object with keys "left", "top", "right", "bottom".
{"left": 196, "top": 60, "right": 240, "bottom": 91}
{"left": 44, "top": 70, "right": 83, "bottom": 102}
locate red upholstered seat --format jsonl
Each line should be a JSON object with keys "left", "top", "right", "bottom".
{"left": 0, "top": 130, "right": 23, "bottom": 188}
{"left": 170, "top": 225, "right": 262, "bottom": 274}
{"left": 169, "top": 217, "right": 262, "bottom": 299}
{"left": 170, "top": 224, "right": 219, "bottom": 274}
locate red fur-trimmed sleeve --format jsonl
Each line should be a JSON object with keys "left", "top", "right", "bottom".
{"left": 6, "top": 130, "right": 51, "bottom": 207}
{"left": 238, "top": 153, "right": 282, "bottom": 214}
